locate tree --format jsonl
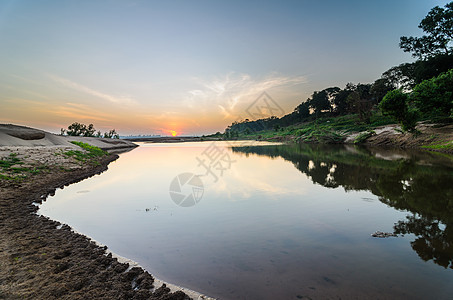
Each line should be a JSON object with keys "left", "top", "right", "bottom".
{"left": 400, "top": 2, "right": 453, "bottom": 59}
{"left": 333, "top": 86, "right": 353, "bottom": 115}
{"left": 66, "top": 122, "right": 84, "bottom": 136}
{"left": 346, "top": 84, "right": 373, "bottom": 123}
{"left": 410, "top": 69, "right": 453, "bottom": 120}
{"left": 84, "top": 123, "right": 96, "bottom": 137}
{"left": 65, "top": 122, "right": 120, "bottom": 138}
{"left": 381, "top": 64, "right": 416, "bottom": 91}
{"left": 65, "top": 122, "right": 97, "bottom": 137}
{"left": 379, "top": 89, "right": 418, "bottom": 132}
{"left": 309, "top": 90, "right": 330, "bottom": 115}
{"left": 379, "top": 55, "right": 453, "bottom": 92}
{"left": 294, "top": 101, "right": 310, "bottom": 120}
{"left": 104, "top": 129, "right": 119, "bottom": 139}
{"left": 371, "top": 78, "right": 394, "bottom": 104}
{"left": 309, "top": 87, "right": 339, "bottom": 116}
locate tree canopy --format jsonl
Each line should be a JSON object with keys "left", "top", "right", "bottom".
{"left": 222, "top": 2, "right": 453, "bottom": 136}
{"left": 62, "top": 122, "right": 119, "bottom": 139}
{"left": 400, "top": 2, "right": 453, "bottom": 59}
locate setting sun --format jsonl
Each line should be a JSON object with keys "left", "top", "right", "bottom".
{"left": 170, "top": 130, "right": 177, "bottom": 137}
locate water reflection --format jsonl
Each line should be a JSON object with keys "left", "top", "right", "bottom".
{"left": 40, "top": 142, "right": 453, "bottom": 299}
{"left": 232, "top": 143, "right": 453, "bottom": 270}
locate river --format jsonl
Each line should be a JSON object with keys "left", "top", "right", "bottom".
{"left": 39, "top": 141, "right": 453, "bottom": 299}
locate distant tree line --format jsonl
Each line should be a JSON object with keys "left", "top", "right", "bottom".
{"left": 225, "top": 1, "right": 453, "bottom": 135}
{"left": 60, "top": 122, "right": 119, "bottom": 139}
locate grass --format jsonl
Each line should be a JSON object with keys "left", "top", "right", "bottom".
{"left": 0, "top": 153, "right": 49, "bottom": 181}
{"left": 0, "top": 153, "right": 22, "bottom": 169}
{"left": 354, "top": 130, "right": 376, "bottom": 144}
{"left": 0, "top": 142, "right": 108, "bottom": 181}
{"left": 230, "top": 112, "right": 396, "bottom": 144}
{"left": 421, "top": 140, "right": 453, "bottom": 151}
{"left": 62, "top": 141, "right": 107, "bottom": 164}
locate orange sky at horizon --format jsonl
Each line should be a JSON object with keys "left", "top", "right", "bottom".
{"left": 0, "top": 72, "right": 308, "bottom": 136}
{"left": 1, "top": 1, "right": 429, "bottom": 136}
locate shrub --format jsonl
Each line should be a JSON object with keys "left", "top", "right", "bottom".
{"left": 411, "top": 69, "right": 453, "bottom": 120}
{"left": 380, "top": 89, "right": 418, "bottom": 132}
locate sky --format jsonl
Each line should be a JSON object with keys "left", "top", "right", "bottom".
{"left": 0, "top": 0, "right": 449, "bottom": 136}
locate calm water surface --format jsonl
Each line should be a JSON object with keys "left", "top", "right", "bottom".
{"left": 39, "top": 141, "right": 453, "bottom": 299}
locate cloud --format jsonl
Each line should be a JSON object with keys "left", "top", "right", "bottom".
{"left": 52, "top": 102, "right": 112, "bottom": 122}
{"left": 186, "top": 72, "right": 307, "bottom": 119}
{"left": 49, "top": 74, "right": 137, "bottom": 105}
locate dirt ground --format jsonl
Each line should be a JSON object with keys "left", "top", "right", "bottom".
{"left": 365, "top": 122, "right": 453, "bottom": 152}
{"left": 0, "top": 150, "right": 191, "bottom": 300}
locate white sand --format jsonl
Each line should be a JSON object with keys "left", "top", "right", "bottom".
{"left": 0, "top": 124, "right": 136, "bottom": 150}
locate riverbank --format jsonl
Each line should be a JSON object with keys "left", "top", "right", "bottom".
{"left": 222, "top": 115, "right": 453, "bottom": 154}
{"left": 0, "top": 124, "right": 214, "bottom": 299}
{"left": 0, "top": 145, "right": 203, "bottom": 299}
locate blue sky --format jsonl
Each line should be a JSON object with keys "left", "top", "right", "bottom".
{"left": 0, "top": 0, "right": 448, "bottom": 135}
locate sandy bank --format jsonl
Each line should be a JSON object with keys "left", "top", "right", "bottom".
{"left": 0, "top": 125, "right": 213, "bottom": 299}
{"left": 0, "top": 124, "right": 137, "bottom": 151}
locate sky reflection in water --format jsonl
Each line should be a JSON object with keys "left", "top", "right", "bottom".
{"left": 39, "top": 142, "right": 453, "bottom": 300}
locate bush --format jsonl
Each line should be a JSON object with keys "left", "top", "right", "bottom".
{"left": 380, "top": 89, "right": 418, "bottom": 132}
{"left": 411, "top": 69, "right": 453, "bottom": 120}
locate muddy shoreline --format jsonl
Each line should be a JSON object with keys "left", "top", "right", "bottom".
{"left": 0, "top": 153, "right": 192, "bottom": 300}
{"left": 263, "top": 123, "right": 453, "bottom": 154}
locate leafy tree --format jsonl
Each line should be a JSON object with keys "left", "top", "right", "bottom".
{"left": 309, "top": 87, "right": 339, "bottom": 116}
{"left": 333, "top": 86, "right": 353, "bottom": 115}
{"left": 294, "top": 101, "right": 310, "bottom": 120}
{"left": 104, "top": 129, "right": 120, "bottom": 139}
{"left": 66, "top": 122, "right": 96, "bottom": 137}
{"left": 65, "top": 122, "right": 120, "bottom": 139}
{"left": 371, "top": 78, "right": 394, "bottom": 103}
{"left": 400, "top": 2, "right": 453, "bottom": 59}
{"left": 346, "top": 84, "right": 373, "bottom": 123}
{"left": 410, "top": 69, "right": 453, "bottom": 119}
{"left": 84, "top": 123, "right": 96, "bottom": 137}
{"left": 412, "top": 54, "right": 453, "bottom": 83}
{"left": 379, "top": 89, "right": 418, "bottom": 131}
{"left": 381, "top": 63, "right": 416, "bottom": 91}
{"left": 66, "top": 122, "right": 84, "bottom": 136}
{"left": 379, "top": 55, "right": 453, "bottom": 92}
{"left": 309, "top": 90, "right": 330, "bottom": 115}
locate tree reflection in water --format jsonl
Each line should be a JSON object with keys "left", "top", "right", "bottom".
{"left": 232, "top": 143, "right": 453, "bottom": 269}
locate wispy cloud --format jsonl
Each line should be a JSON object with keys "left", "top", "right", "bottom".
{"left": 49, "top": 74, "right": 137, "bottom": 105}
{"left": 186, "top": 72, "right": 307, "bottom": 119}
{"left": 52, "top": 102, "right": 112, "bottom": 122}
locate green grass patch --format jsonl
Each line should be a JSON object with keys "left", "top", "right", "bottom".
{"left": 0, "top": 173, "right": 26, "bottom": 181}
{"left": 63, "top": 141, "right": 107, "bottom": 163}
{"left": 421, "top": 140, "right": 453, "bottom": 151}
{"left": 0, "top": 153, "right": 49, "bottom": 181}
{"left": 0, "top": 153, "right": 22, "bottom": 169}
{"left": 297, "top": 128, "right": 345, "bottom": 143}
{"left": 229, "top": 111, "right": 396, "bottom": 144}
{"left": 354, "top": 130, "right": 376, "bottom": 144}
